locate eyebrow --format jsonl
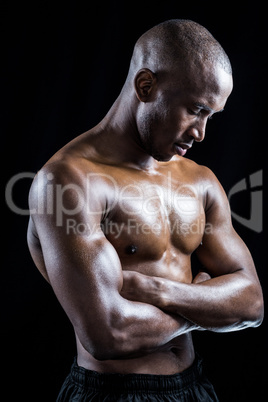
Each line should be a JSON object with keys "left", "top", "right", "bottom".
{"left": 194, "top": 102, "right": 224, "bottom": 114}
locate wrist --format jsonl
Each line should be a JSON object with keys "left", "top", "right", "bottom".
{"left": 149, "top": 276, "right": 171, "bottom": 309}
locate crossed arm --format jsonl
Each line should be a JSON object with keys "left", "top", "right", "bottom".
{"left": 28, "top": 164, "right": 198, "bottom": 361}
{"left": 28, "top": 164, "right": 263, "bottom": 361}
{"left": 121, "top": 171, "right": 264, "bottom": 332}
{"left": 121, "top": 247, "right": 263, "bottom": 333}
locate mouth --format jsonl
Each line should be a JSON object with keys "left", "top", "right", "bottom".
{"left": 174, "top": 143, "right": 192, "bottom": 157}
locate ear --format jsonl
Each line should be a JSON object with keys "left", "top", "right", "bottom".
{"left": 134, "top": 68, "right": 156, "bottom": 102}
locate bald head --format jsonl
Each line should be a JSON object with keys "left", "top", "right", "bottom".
{"left": 117, "top": 19, "right": 233, "bottom": 162}
{"left": 127, "top": 19, "right": 232, "bottom": 83}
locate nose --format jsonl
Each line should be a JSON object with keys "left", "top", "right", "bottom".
{"left": 188, "top": 119, "right": 207, "bottom": 142}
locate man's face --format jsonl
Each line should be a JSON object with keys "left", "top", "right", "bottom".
{"left": 136, "top": 63, "right": 233, "bottom": 161}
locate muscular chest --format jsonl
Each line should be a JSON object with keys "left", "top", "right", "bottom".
{"left": 101, "top": 168, "right": 206, "bottom": 263}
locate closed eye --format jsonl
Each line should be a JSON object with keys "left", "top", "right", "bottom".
{"left": 188, "top": 108, "right": 214, "bottom": 120}
{"left": 187, "top": 109, "right": 201, "bottom": 117}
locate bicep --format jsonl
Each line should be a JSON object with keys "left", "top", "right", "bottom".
{"left": 197, "top": 223, "right": 255, "bottom": 278}
{"left": 37, "top": 215, "right": 126, "bottom": 353}
{"left": 196, "top": 171, "right": 257, "bottom": 279}
{"left": 41, "top": 220, "right": 122, "bottom": 335}
{"left": 43, "top": 229, "right": 123, "bottom": 308}
{"left": 29, "top": 168, "right": 125, "bottom": 352}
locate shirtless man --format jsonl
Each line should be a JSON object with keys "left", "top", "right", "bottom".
{"left": 27, "top": 20, "right": 264, "bottom": 401}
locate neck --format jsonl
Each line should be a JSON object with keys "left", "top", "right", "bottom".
{"left": 94, "top": 94, "right": 156, "bottom": 170}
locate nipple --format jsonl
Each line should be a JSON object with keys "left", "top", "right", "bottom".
{"left": 125, "top": 245, "right": 138, "bottom": 255}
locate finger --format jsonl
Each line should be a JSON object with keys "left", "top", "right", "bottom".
{"left": 192, "top": 271, "right": 211, "bottom": 284}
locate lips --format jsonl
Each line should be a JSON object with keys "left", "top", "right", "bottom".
{"left": 174, "top": 143, "right": 192, "bottom": 156}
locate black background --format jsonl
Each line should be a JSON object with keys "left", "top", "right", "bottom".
{"left": 2, "top": 1, "right": 266, "bottom": 401}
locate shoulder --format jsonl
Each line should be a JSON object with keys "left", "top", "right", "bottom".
{"left": 28, "top": 152, "right": 108, "bottom": 219}
{"left": 170, "top": 157, "right": 229, "bottom": 213}
{"left": 29, "top": 157, "right": 81, "bottom": 205}
{"left": 187, "top": 161, "right": 229, "bottom": 215}
{"left": 169, "top": 156, "right": 220, "bottom": 185}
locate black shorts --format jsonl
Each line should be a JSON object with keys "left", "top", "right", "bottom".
{"left": 56, "top": 355, "right": 219, "bottom": 401}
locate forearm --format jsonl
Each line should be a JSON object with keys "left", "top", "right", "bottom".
{"left": 160, "top": 273, "right": 259, "bottom": 331}
{"left": 90, "top": 296, "right": 198, "bottom": 360}
{"left": 122, "top": 270, "right": 263, "bottom": 333}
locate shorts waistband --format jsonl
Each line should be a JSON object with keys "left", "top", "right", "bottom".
{"left": 69, "top": 355, "right": 204, "bottom": 394}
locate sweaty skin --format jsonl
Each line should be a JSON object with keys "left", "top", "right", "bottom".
{"left": 27, "top": 22, "right": 263, "bottom": 376}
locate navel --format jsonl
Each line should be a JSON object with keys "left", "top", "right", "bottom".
{"left": 125, "top": 244, "right": 138, "bottom": 255}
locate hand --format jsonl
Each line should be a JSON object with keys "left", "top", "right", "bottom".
{"left": 121, "top": 270, "right": 212, "bottom": 304}
{"left": 121, "top": 270, "right": 164, "bottom": 305}
{"left": 121, "top": 270, "right": 212, "bottom": 302}
{"left": 121, "top": 270, "right": 202, "bottom": 333}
